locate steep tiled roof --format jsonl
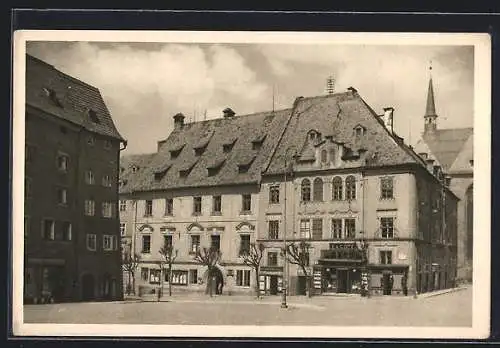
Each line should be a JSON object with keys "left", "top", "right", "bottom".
{"left": 119, "top": 153, "right": 157, "bottom": 194}
{"left": 26, "top": 54, "right": 124, "bottom": 141}
{"left": 264, "top": 91, "right": 424, "bottom": 175}
{"left": 416, "top": 128, "right": 473, "bottom": 172}
{"left": 129, "top": 109, "right": 291, "bottom": 192}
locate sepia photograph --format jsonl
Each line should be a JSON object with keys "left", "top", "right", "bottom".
{"left": 11, "top": 30, "right": 490, "bottom": 339}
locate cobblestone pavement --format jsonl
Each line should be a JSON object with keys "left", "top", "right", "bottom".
{"left": 23, "top": 285, "right": 472, "bottom": 327}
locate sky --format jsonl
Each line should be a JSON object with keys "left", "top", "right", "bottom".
{"left": 26, "top": 41, "right": 474, "bottom": 155}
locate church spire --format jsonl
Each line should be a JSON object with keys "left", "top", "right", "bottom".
{"left": 424, "top": 61, "right": 438, "bottom": 134}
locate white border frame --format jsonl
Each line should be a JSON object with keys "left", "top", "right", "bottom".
{"left": 12, "top": 30, "right": 491, "bottom": 339}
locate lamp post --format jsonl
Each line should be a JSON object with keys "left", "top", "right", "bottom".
{"left": 281, "top": 147, "right": 296, "bottom": 309}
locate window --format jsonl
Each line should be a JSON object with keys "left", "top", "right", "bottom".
{"left": 149, "top": 269, "right": 161, "bottom": 284}
{"left": 62, "top": 222, "right": 72, "bottom": 241}
{"left": 85, "top": 170, "right": 94, "bottom": 185}
{"left": 380, "top": 250, "right": 393, "bottom": 265}
{"left": 57, "top": 154, "right": 69, "bottom": 172}
{"left": 239, "top": 234, "right": 250, "bottom": 255}
{"left": 300, "top": 219, "right": 311, "bottom": 239}
{"left": 102, "top": 202, "right": 114, "bottom": 218}
{"left": 120, "top": 223, "right": 126, "bottom": 236}
{"left": 345, "top": 176, "right": 356, "bottom": 200}
{"left": 84, "top": 200, "right": 95, "bottom": 216}
{"left": 332, "top": 176, "right": 343, "bottom": 200}
{"left": 211, "top": 235, "right": 221, "bottom": 251}
{"left": 212, "top": 195, "right": 222, "bottom": 214}
{"left": 332, "top": 219, "right": 342, "bottom": 239}
{"left": 242, "top": 194, "right": 252, "bottom": 212}
{"left": 120, "top": 200, "right": 127, "bottom": 212}
{"left": 301, "top": 179, "right": 311, "bottom": 202}
{"left": 312, "top": 219, "right": 323, "bottom": 240}
{"left": 269, "top": 220, "right": 279, "bottom": 239}
{"left": 329, "top": 148, "right": 336, "bottom": 164}
{"left": 25, "top": 178, "right": 32, "bottom": 198}
{"left": 269, "top": 185, "right": 280, "bottom": 204}
{"left": 42, "top": 219, "right": 55, "bottom": 240}
{"left": 102, "top": 175, "right": 112, "bottom": 187}
{"left": 193, "top": 196, "right": 202, "bottom": 215}
{"left": 380, "top": 217, "right": 395, "bottom": 238}
{"left": 141, "top": 268, "right": 149, "bottom": 281}
{"left": 268, "top": 252, "right": 278, "bottom": 266}
{"left": 236, "top": 270, "right": 251, "bottom": 287}
{"left": 170, "top": 270, "right": 188, "bottom": 285}
{"left": 142, "top": 235, "right": 151, "bottom": 253}
{"left": 87, "top": 135, "right": 95, "bottom": 146}
{"left": 380, "top": 177, "right": 394, "bottom": 199}
{"left": 104, "top": 139, "right": 112, "bottom": 150}
{"left": 313, "top": 178, "right": 323, "bottom": 201}
{"left": 103, "top": 235, "right": 116, "bottom": 251}
{"left": 86, "top": 234, "right": 97, "bottom": 251}
{"left": 321, "top": 149, "right": 327, "bottom": 163}
{"left": 163, "top": 198, "right": 173, "bottom": 216}
{"left": 57, "top": 188, "right": 67, "bottom": 205}
{"left": 163, "top": 234, "right": 173, "bottom": 248}
{"left": 190, "top": 235, "right": 200, "bottom": 253}
{"left": 189, "top": 269, "right": 198, "bottom": 284}
{"left": 344, "top": 218, "right": 356, "bottom": 238}
{"left": 144, "top": 200, "right": 153, "bottom": 217}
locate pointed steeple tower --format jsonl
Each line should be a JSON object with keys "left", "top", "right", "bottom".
{"left": 424, "top": 61, "right": 438, "bottom": 134}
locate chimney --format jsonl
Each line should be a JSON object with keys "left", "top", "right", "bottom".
{"left": 173, "top": 113, "right": 185, "bottom": 130}
{"left": 382, "top": 107, "right": 395, "bottom": 133}
{"left": 347, "top": 86, "right": 358, "bottom": 94}
{"left": 223, "top": 107, "right": 236, "bottom": 118}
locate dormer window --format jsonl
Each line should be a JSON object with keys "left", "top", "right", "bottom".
{"left": 252, "top": 134, "right": 266, "bottom": 150}
{"left": 88, "top": 109, "right": 100, "bottom": 124}
{"left": 154, "top": 164, "right": 171, "bottom": 181}
{"left": 321, "top": 149, "right": 328, "bottom": 163}
{"left": 179, "top": 162, "right": 196, "bottom": 178}
{"left": 223, "top": 138, "right": 237, "bottom": 153}
{"left": 354, "top": 125, "right": 366, "bottom": 137}
{"left": 469, "top": 159, "right": 474, "bottom": 167}
{"left": 131, "top": 165, "right": 139, "bottom": 173}
{"left": 238, "top": 156, "right": 256, "bottom": 174}
{"left": 43, "top": 87, "right": 63, "bottom": 108}
{"left": 119, "top": 179, "right": 128, "bottom": 188}
{"left": 207, "top": 159, "right": 225, "bottom": 177}
{"left": 170, "top": 144, "right": 185, "bottom": 159}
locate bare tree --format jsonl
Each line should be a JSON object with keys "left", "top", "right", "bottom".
{"left": 193, "top": 247, "right": 222, "bottom": 297}
{"left": 122, "top": 252, "right": 141, "bottom": 295}
{"left": 240, "top": 242, "right": 265, "bottom": 298}
{"left": 283, "top": 241, "right": 313, "bottom": 297}
{"left": 159, "top": 240, "right": 178, "bottom": 298}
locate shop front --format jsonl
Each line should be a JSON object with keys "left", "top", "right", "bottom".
{"left": 369, "top": 264, "right": 409, "bottom": 296}
{"left": 259, "top": 266, "right": 283, "bottom": 296}
{"left": 314, "top": 243, "right": 368, "bottom": 296}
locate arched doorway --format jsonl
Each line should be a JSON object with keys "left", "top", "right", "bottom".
{"left": 81, "top": 274, "right": 95, "bottom": 301}
{"left": 465, "top": 184, "right": 473, "bottom": 269}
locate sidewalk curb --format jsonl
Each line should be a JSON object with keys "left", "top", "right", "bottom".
{"left": 418, "top": 286, "right": 468, "bottom": 299}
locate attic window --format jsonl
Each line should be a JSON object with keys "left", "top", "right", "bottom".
{"left": 308, "top": 130, "right": 320, "bottom": 141}
{"left": 223, "top": 138, "right": 237, "bottom": 153}
{"left": 252, "top": 134, "right": 266, "bottom": 150}
{"left": 119, "top": 179, "right": 128, "bottom": 188}
{"left": 179, "top": 162, "right": 196, "bottom": 178}
{"left": 170, "top": 144, "right": 185, "bottom": 159}
{"left": 469, "top": 159, "right": 474, "bottom": 167}
{"left": 131, "top": 165, "right": 139, "bottom": 173}
{"left": 238, "top": 156, "right": 256, "bottom": 174}
{"left": 419, "top": 153, "right": 428, "bottom": 160}
{"left": 88, "top": 109, "right": 100, "bottom": 123}
{"left": 354, "top": 125, "right": 366, "bottom": 137}
{"left": 154, "top": 165, "right": 171, "bottom": 181}
{"left": 207, "top": 159, "right": 226, "bottom": 177}
{"left": 194, "top": 145, "right": 208, "bottom": 156}
{"left": 43, "top": 87, "right": 63, "bottom": 108}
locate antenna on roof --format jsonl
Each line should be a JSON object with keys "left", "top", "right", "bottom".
{"left": 204, "top": 109, "right": 207, "bottom": 121}
{"left": 326, "top": 76, "right": 335, "bottom": 95}
{"left": 272, "top": 84, "right": 276, "bottom": 113}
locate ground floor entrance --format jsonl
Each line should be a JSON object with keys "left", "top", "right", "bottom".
{"left": 259, "top": 274, "right": 283, "bottom": 296}
{"left": 320, "top": 266, "right": 363, "bottom": 294}
{"left": 24, "top": 262, "right": 67, "bottom": 304}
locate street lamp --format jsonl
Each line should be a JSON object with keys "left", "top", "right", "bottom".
{"left": 281, "top": 146, "right": 297, "bottom": 309}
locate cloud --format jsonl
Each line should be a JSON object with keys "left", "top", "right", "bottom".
{"left": 26, "top": 42, "right": 269, "bottom": 154}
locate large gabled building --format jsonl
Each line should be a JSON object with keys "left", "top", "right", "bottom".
{"left": 24, "top": 54, "right": 126, "bottom": 303}
{"left": 120, "top": 86, "right": 459, "bottom": 298}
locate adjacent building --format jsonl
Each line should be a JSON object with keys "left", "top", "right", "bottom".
{"left": 120, "top": 85, "right": 460, "bottom": 297}
{"left": 24, "top": 54, "right": 126, "bottom": 303}
{"left": 414, "top": 73, "right": 474, "bottom": 281}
